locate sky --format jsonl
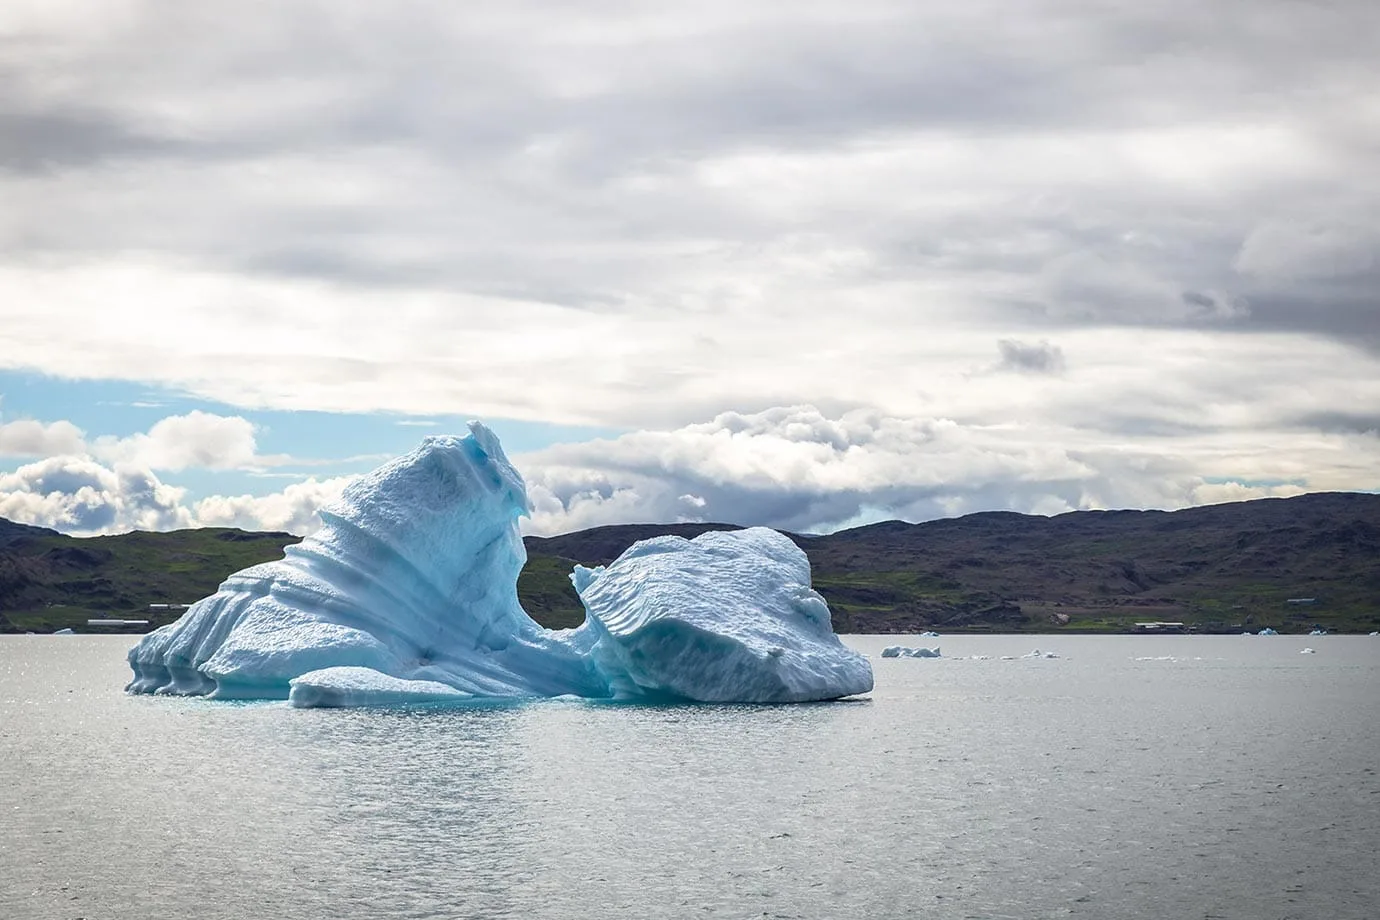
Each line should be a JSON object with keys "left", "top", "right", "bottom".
{"left": 2, "top": 0, "right": 1377, "bottom": 537}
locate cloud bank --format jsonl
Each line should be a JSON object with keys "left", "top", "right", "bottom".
{"left": 6, "top": 403, "right": 1371, "bottom": 539}
{"left": 518, "top": 405, "right": 1345, "bottom": 535}
{"left": 0, "top": 0, "right": 1376, "bottom": 430}
{"left": 2, "top": 1, "right": 1377, "bottom": 535}
{"left": 0, "top": 411, "right": 351, "bottom": 535}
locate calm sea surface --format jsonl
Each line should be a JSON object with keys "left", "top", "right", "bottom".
{"left": 2, "top": 634, "right": 1377, "bottom": 920}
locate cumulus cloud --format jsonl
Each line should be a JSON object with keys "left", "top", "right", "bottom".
{"left": 517, "top": 404, "right": 1380, "bottom": 536}
{"left": 0, "top": 456, "right": 193, "bottom": 534}
{"left": 3, "top": 401, "right": 1377, "bottom": 539}
{"left": 194, "top": 477, "right": 354, "bottom": 535}
{"left": 0, "top": 418, "right": 86, "bottom": 457}
{"left": 92, "top": 410, "right": 260, "bottom": 471}
{"left": 0, "top": 452, "right": 351, "bottom": 537}
{"left": 0, "top": 410, "right": 348, "bottom": 535}
{"left": 521, "top": 405, "right": 1098, "bottom": 534}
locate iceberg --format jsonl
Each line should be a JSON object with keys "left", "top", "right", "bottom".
{"left": 126, "top": 423, "right": 872, "bottom": 707}
{"left": 881, "top": 645, "right": 942, "bottom": 658}
{"left": 571, "top": 528, "right": 873, "bottom": 702}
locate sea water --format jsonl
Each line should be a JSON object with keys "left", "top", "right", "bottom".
{"left": 2, "top": 634, "right": 1377, "bottom": 919}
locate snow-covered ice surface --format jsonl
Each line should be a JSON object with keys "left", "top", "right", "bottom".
{"left": 126, "top": 423, "right": 872, "bottom": 707}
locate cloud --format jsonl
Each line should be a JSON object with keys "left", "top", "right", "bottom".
{"left": 517, "top": 404, "right": 1380, "bottom": 536}
{"left": 0, "top": 417, "right": 86, "bottom": 457}
{"left": 193, "top": 476, "right": 354, "bottom": 534}
{"left": 0, "top": 410, "right": 353, "bottom": 535}
{"left": 1, "top": 0, "right": 1378, "bottom": 528}
{"left": 1234, "top": 220, "right": 1376, "bottom": 282}
{"left": 3, "top": 401, "right": 1377, "bottom": 540}
{"left": 995, "top": 338, "right": 1065, "bottom": 375}
{"left": 0, "top": 456, "right": 193, "bottom": 534}
{"left": 0, "top": 0, "right": 1376, "bottom": 434}
{"left": 0, "top": 110, "right": 179, "bottom": 174}
{"left": 0, "top": 451, "right": 351, "bottom": 537}
{"left": 521, "top": 404, "right": 1095, "bottom": 534}
{"left": 92, "top": 410, "right": 260, "bottom": 471}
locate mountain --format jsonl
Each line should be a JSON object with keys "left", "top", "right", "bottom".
{"left": 524, "top": 493, "right": 1380, "bottom": 633}
{"left": 798, "top": 492, "right": 1380, "bottom": 632}
{"left": 0, "top": 527, "right": 299, "bottom": 633}
{"left": 2, "top": 492, "right": 1378, "bottom": 634}
{"left": 0, "top": 518, "right": 58, "bottom": 549}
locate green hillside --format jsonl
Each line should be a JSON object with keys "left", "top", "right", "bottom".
{"left": 3, "top": 491, "right": 1378, "bottom": 634}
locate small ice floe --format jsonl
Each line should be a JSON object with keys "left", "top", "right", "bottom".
{"left": 1021, "top": 649, "right": 1059, "bottom": 659}
{"left": 1257, "top": 628, "right": 1279, "bottom": 636}
{"left": 881, "top": 645, "right": 941, "bottom": 658}
{"left": 1308, "top": 628, "right": 1327, "bottom": 636}
{"left": 1134, "top": 655, "right": 1179, "bottom": 661}
{"left": 52, "top": 627, "right": 75, "bottom": 636}
{"left": 919, "top": 631, "right": 939, "bottom": 638}
{"left": 1300, "top": 647, "right": 1316, "bottom": 654}
{"left": 1371, "top": 631, "right": 1379, "bottom": 637}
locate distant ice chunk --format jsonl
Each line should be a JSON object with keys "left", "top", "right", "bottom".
{"left": 52, "top": 627, "right": 74, "bottom": 636}
{"left": 127, "top": 423, "right": 870, "bottom": 707}
{"left": 881, "top": 645, "right": 942, "bottom": 659}
{"left": 1308, "top": 629, "right": 1327, "bottom": 636}
{"left": 1257, "top": 628, "right": 1279, "bottom": 636}
{"left": 1371, "top": 631, "right": 1379, "bottom": 637}
{"left": 572, "top": 528, "right": 873, "bottom": 702}
{"left": 1021, "top": 649, "right": 1059, "bottom": 659}
{"left": 1300, "top": 647, "right": 1316, "bottom": 654}
{"left": 919, "top": 631, "right": 939, "bottom": 638}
